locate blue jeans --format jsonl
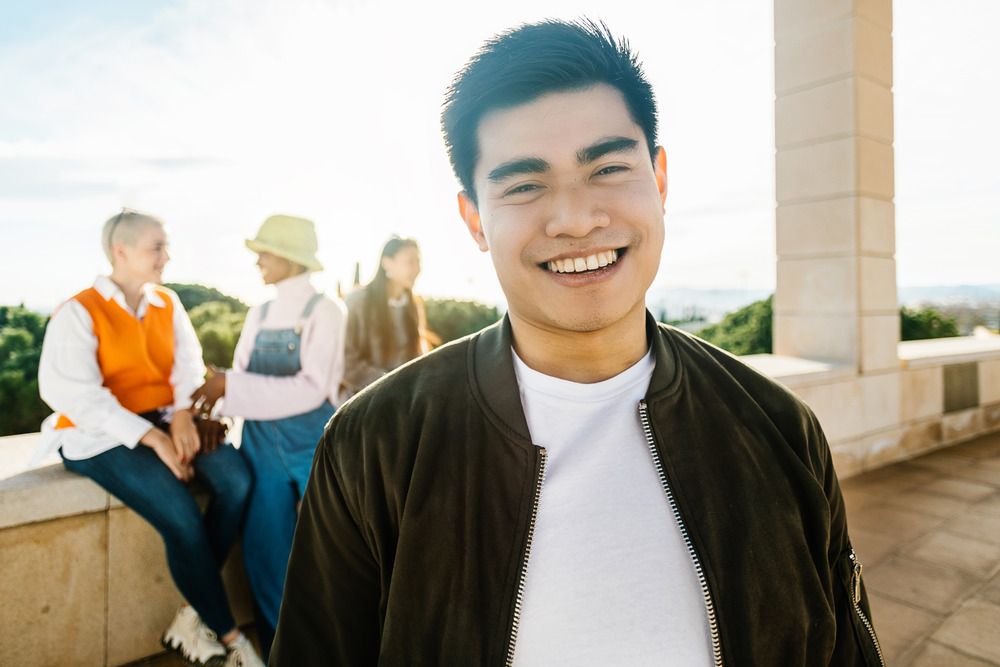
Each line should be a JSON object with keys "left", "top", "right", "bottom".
{"left": 240, "top": 399, "right": 334, "bottom": 657}
{"left": 63, "top": 441, "right": 251, "bottom": 636}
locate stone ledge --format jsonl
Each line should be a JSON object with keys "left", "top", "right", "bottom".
{"left": 0, "top": 463, "right": 108, "bottom": 529}
{"left": 740, "top": 352, "right": 856, "bottom": 388}
{"left": 900, "top": 335, "right": 1000, "bottom": 368}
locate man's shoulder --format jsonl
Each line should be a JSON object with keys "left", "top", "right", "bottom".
{"left": 338, "top": 331, "right": 477, "bottom": 414}
{"left": 655, "top": 322, "right": 812, "bottom": 415}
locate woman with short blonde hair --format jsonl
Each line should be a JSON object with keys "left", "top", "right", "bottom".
{"left": 35, "top": 208, "right": 264, "bottom": 667}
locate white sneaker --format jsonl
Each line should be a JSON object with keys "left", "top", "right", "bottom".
{"left": 224, "top": 634, "right": 266, "bottom": 667}
{"left": 161, "top": 606, "right": 227, "bottom": 666}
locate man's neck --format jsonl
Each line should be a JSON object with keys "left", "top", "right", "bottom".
{"left": 509, "top": 305, "right": 649, "bottom": 384}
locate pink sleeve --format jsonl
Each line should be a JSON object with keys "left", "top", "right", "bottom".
{"left": 221, "top": 298, "right": 347, "bottom": 420}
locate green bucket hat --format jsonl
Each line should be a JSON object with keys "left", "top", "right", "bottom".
{"left": 245, "top": 215, "right": 323, "bottom": 271}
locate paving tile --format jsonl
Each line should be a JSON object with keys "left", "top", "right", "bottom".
{"left": 849, "top": 525, "right": 906, "bottom": 566}
{"left": 949, "top": 460, "right": 1000, "bottom": 488}
{"left": 852, "top": 464, "right": 941, "bottom": 495}
{"left": 866, "top": 593, "right": 942, "bottom": 665}
{"left": 946, "top": 438, "right": 1000, "bottom": 459}
{"left": 932, "top": 599, "right": 1000, "bottom": 663}
{"left": 865, "top": 556, "right": 980, "bottom": 614}
{"left": 971, "top": 492, "right": 1000, "bottom": 517}
{"left": 884, "top": 488, "right": 972, "bottom": 519}
{"left": 906, "top": 530, "right": 1000, "bottom": 577}
{"left": 947, "top": 510, "right": 1000, "bottom": 546}
{"left": 848, "top": 504, "right": 944, "bottom": 544}
{"left": 920, "top": 476, "right": 996, "bottom": 502}
{"left": 840, "top": 482, "right": 886, "bottom": 514}
{"left": 907, "top": 451, "right": 979, "bottom": 474}
{"left": 979, "top": 571, "right": 1000, "bottom": 606}
{"left": 906, "top": 640, "right": 997, "bottom": 667}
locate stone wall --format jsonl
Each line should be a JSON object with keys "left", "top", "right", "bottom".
{"left": 0, "top": 436, "right": 253, "bottom": 667}
{"left": 746, "top": 336, "right": 1000, "bottom": 477}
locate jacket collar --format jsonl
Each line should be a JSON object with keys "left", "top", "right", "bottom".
{"left": 471, "top": 316, "right": 533, "bottom": 443}
{"left": 470, "top": 311, "right": 677, "bottom": 444}
{"left": 645, "top": 310, "right": 678, "bottom": 396}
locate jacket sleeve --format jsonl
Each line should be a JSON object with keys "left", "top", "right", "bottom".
{"left": 819, "top": 418, "right": 885, "bottom": 666}
{"left": 271, "top": 426, "right": 382, "bottom": 666}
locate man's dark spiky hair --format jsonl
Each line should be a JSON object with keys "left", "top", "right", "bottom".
{"left": 441, "top": 18, "right": 658, "bottom": 205}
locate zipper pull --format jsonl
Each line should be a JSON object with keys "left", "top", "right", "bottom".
{"left": 850, "top": 549, "right": 862, "bottom": 605}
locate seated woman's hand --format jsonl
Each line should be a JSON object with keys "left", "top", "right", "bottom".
{"left": 139, "top": 426, "right": 194, "bottom": 482}
{"left": 170, "top": 409, "right": 201, "bottom": 464}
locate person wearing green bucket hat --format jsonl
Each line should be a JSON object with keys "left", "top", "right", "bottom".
{"left": 244, "top": 215, "right": 325, "bottom": 272}
{"left": 191, "top": 214, "right": 346, "bottom": 662}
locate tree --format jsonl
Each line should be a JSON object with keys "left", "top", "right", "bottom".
{"left": 167, "top": 283, "right": 249, "bottom": 368}
{"left": 900, "top": 305, "right": 959, "bottom": 341}
{"left": 188, "top": 301, "right": 248, "bottom": 368}
{"left": 164, "top": 282, "right": 247, "bottom": 313}
{"left": 0, "top": 305, "right": 51, "bottom": 436}
{"left": 424, "top": 298, "right": 502, "bottom": 344}
{"left": 696, "top": 296, "right": 773, "bottom": 356}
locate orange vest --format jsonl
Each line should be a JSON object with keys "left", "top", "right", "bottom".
{"left": 55, "top": 285, "right": 176, "bottom": 429}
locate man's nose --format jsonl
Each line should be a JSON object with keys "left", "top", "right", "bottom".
{"left": 543, "top": 184, "right": 611, "bottom": 237}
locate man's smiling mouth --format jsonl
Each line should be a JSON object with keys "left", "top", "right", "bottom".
{"left": 545, "top": 249, "right": 620, "bottom": 274}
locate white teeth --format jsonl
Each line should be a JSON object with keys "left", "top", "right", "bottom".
{"left": 546, "top": 249, "right": 620, "bottom": 274}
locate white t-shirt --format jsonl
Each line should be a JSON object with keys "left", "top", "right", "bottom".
{"left": 510, "top": 348, "right": 713, "bottom": 667}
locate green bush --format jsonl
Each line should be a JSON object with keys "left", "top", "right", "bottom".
{"left": 189, "top": 302, "right": 248, "bottom": 368}
{"left": 171, "top": 285, "right": 249, "bottom": 368}
{"left": 900, "top": 305, "right": 959, "bottom": 341}
{"left": 696, "top": 296, "right": 773, "bottom": 356}
{"left": 424, "top": 298, "right": 502, "bottom": 344}
{"left": 0, "top": 306, "right": 51, "bottom": 435}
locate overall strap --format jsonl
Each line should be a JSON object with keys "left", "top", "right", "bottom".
{"left": 301, "top": 293, "right": 324, "bottom": 318}
{"left": 259, "top": 301, "right": 272, "bottom": 322}
{"left": 294, "top": 293, "right": 324, "bottom": 334}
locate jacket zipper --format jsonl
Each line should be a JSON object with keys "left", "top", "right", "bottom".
{"left": 849, "top": 548, "right": 886, "bottom": 666}
{"left": 505, "top": 448, "right": 547, "bottom": 667}
{"left": 639, "top": 401, "right": 723, "bottom": 667}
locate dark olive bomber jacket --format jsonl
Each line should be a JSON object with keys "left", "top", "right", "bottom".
{"left": 271, "top": 313, "right": 884, "bottom": 666}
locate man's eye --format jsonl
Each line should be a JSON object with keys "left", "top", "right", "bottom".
{"left": 505, "top": 183, "right": 538, "bottom": 196}
{"left": 596, "top": 165, "right": 628, "bottom": 176}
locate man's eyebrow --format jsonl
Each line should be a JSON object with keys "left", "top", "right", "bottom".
{"left": 487, "top": 157, "right": 550, "bottom": 183}
{"left": 577, "top": 137, "right": 640, "bottom": 165}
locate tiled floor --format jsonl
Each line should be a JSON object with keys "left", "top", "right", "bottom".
{"left": 842, "top": 431, "right": 1000, "bottom": 666}
{"left": 129, "top": 432, "right": 1000, "bottom": 667}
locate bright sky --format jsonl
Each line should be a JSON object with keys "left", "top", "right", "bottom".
{"left": 0, "top": 0, "right": 997, "bottom": 311}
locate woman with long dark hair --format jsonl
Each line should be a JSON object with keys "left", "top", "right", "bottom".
{"left": 341, "top": 236, "right": 432, "bottom": 396}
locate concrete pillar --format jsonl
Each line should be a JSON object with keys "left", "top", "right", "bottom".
{"left": 773, "top": 0, "right": 899, "bottom": 373}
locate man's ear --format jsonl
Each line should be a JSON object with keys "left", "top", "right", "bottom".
{"left": 457, "top": 192, "right": 488, "bottom": 252}
{"left": 654, "top": 147, "right": 668, "bottom": 209}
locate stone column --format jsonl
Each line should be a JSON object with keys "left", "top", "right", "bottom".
{"left": 773, "top": 0, "right": 898, "bottom": 373}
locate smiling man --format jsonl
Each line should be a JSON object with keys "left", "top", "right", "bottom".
{"left": 271, "top": 20, "right": 883, "bottom": 667}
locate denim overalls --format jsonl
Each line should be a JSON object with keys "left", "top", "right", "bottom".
{"left": 239, "top": 293, "right": 335, "bottom": 655}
